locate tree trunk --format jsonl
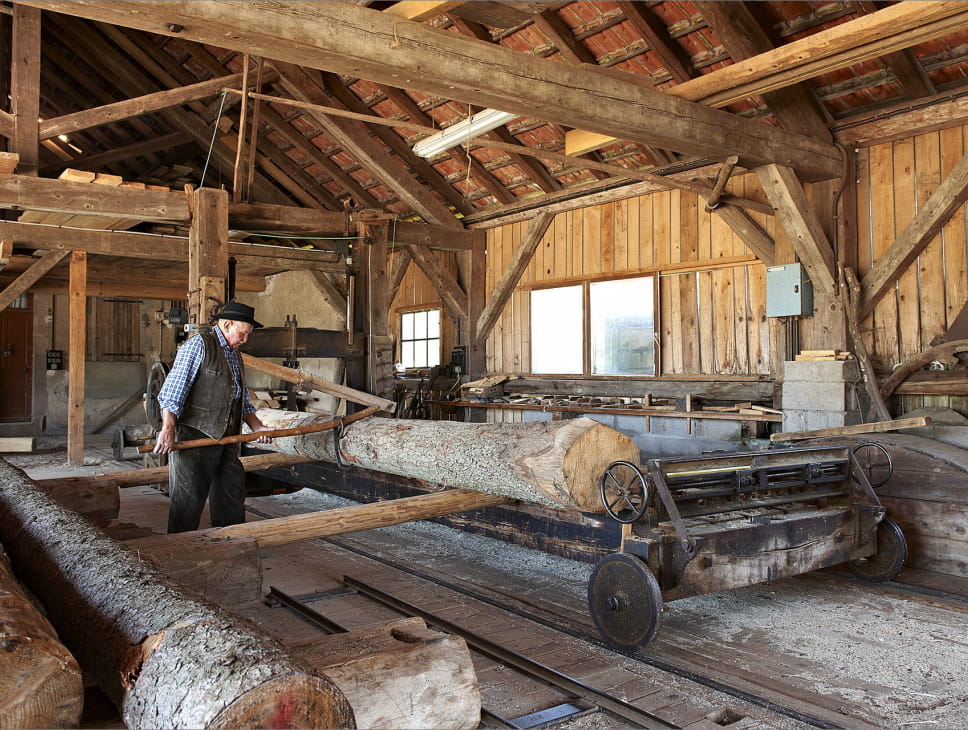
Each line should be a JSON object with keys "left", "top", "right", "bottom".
{"left": 289, "top": 617, "right": 480, "bottom": 730}
{"left": 0, "top": 458, "right": 355, "bottom": 730}
{"left": 253, "top": 409, "right": 641, "bottom": 511}
{"left": 0, "top": 548, "right": 83, "bottom": 729}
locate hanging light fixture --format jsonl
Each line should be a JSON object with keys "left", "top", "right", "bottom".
{"left": 412, "top": 108, "right": 518, "bottom": 158}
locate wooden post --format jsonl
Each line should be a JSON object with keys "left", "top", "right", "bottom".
{"left": 11, "top": 6, "right": 40, "bottom": 174}
{"left": 67, "top": 251, "right": 86, "bottom": 466}
{"left": 365, "top": 223, "right": 395, "bottom": 400}
{"left": 188, "top": 187, "right": 229, "bottom": 325}
{"left": 465, "top": 229, "right": 488, "bottom": 380}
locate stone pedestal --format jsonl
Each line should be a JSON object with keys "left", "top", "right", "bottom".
{"left": 781, "top": 360, "right": 863, "bottom": 432}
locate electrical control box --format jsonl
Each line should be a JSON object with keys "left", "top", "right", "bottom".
{"left": 766, "top": 263, "right": 813, "bottom": 317}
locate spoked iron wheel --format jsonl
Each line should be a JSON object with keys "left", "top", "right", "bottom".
{"left": 852, "top": 441, "right": 894, "bottom": 488}
{"left": 599, "top": 461, "right": 649, "bottom": 524}
{"left": 144, "top": 361, "right": 169, "bottom": 430}
{"left": 588, "top": 552, "right": 663, "bottom": 652}
{"left": 849, "top": 518, "right": 908, "bottom": 583}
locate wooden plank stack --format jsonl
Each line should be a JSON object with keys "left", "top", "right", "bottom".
{"left": 794, "top": 349, "right": 854, "bottom": 361}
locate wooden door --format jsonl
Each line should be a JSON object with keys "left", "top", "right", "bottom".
{"left": 0, "top": 295, "right": 32, "bottom": 422}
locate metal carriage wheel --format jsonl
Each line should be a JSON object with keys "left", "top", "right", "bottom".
{"left": 852, "top": 441, "right": 894, "bottom": 488}
{"left": 848, "top": 518, "right": 908, "bottom": 583}
{"left": 588, "top": 552, "right": 663, "bottom": 652}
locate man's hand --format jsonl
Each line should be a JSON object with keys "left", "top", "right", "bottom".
{"left": 251, "top": 423, "right": 274, "bottom": 445}
{"left": 153, "top": 410, "right": 178, "bottom": 454}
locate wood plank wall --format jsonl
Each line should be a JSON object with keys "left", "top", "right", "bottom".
{"left": 390, "top": 124, "right": 968, "bottom": 413}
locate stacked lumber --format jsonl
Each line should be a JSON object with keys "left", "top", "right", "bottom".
{"left": 0, "top": 547, "right": 83, "bottom": 728}
{"left": 794, "top": 349, "right": 854, "bottom": 361}
{"left": 16, "top": 168, "right": 173, "bottom": 230}
{"left": 0, "top": 458, "right": 355, "bottom": 730}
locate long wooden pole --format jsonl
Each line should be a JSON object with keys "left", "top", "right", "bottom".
{"left": 138, "top": 404, "right": 381, "bottom": 453}
{"left": 35, "top": 452, "right": 313, "bottom": 491}
{"left": 206, "top": 488, "right": 513, "bottom": 548}
{"left": 241, "top": 352, "right": 395, "bottom": 412}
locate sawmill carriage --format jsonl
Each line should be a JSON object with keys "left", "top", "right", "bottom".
{"left": 588, "top": 443, "right": 907, "bottom": 651}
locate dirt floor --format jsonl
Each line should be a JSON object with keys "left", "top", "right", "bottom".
{"left": 6, "top": 442, "right": 968, "bottom": 729}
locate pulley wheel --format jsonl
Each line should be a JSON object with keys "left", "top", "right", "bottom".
{"left": 852, "top": 442, "right": 893, "bottom": 488}
{"left": 588, "top": 552, "right": 663, "bottom": 652}
{"left": 848, "top": 518, "right": 908, "bottom": 583}
{"left": 599, "top": 461, "right": 649, "bottom": 524}
{"left": 144, "top": 361, "right": 169, "bottom": 430}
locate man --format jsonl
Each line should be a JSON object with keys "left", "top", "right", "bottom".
{"left": 154, "top": 301, "right": 274, "bottom": 533}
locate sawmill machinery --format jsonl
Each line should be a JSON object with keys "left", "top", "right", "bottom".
{"left": 589, "top": 443, "right": 906, "bottom": 651}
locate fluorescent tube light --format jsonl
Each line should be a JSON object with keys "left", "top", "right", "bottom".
{"left": 412, "top": 108, "right": 518, "bottom": 158}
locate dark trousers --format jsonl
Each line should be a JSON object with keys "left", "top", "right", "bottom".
{"left": 167, "top": 422, "right": 246, "bottom": 533}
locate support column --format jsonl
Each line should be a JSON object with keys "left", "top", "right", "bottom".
{"left": 188, "top": 187, "right": 229, "bottom": 325}
{"left": 365, "top": 223, "right": 394, "bottom": 400}
{"left": 11, "top": 5, "right": 40, "bottom": 174}
{"left": 67, "top": 251, "right": 86, "bottom": 465}
{"left": 463, "top": 229, "right": 487, "bottom": 379}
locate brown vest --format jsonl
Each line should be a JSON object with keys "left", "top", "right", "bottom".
{"left": 179, "top": 332, "right": 245, "bottom": 440}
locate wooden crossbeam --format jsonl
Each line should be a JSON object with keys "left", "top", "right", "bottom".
{"left": 407, "top": 244, "right": 469, "bottom": 325}
{"left": 0, "top": 249, "right": 69, "bottom": 312}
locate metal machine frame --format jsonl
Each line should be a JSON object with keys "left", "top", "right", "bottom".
{"left": 588, "top": 444, "right": 907, "bottom": 651}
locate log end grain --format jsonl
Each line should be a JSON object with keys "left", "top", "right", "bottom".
{"left": 558, "top": 418, "right": 641, "bottom": 511}
{"left": 209, "top": 673, "right": 356, "bottom": 730}
{"left": 0, "top": 638, "right": 83, "bottom": 729}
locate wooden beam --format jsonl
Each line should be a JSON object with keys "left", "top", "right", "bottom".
{"left": 859, "top": 150, "right": 968, "bottom": 319}
{"left": 23, "top": 0, "right": 845, "bottom": 181}
{"left": 307, "top": 270, "right": 346, "bottom": 318}
{"left": 212, "top": 488, "right": 509, "bottom": 548}
{"left": 67, "top": 251, "right": 86, "bottom": 466}
{"left": 11, "top": 5, "right": 41, "bottom": 174}
{"left": 712, "top": 205, "right": 776, "bottom": 267}
{"left": 39, "top": 74, "right": 243, "bottom": 140}
{"left": 617, "top": 1, "right": 693, "bottom": 83}
{"left": 0, "top": 110, "right": 14, "bottom": 139}
{"left": 232, "top": 89, "right": 775, "bottom": 217}
{"left": 387, "top": 248, "right": 411, "bottom": 307}
{"left": 407, "top": 244, "right": 468, "bottom": 325}
{"left": 0, "top": 173, "right": 190, "bottom": 222}
{"left": 389, "top": 221, "right": 478, "bottom": 251}
{"left": 240, "top": 353, "right": 395, "bottom": 412}
{"left": 770, "top": 416, "right": 932, "bottom": 443}
{"left": 0, "top": 250, "right": 69, "bottom": 312}
{"left": 477, "top": 211, "right": 554, "bottom": 341}
{"left": 755, "top": 164, "right": 837, "bottom": 294}
{"left": 229, "top": 202, "right": 348, "bottom": 233}
{"left": 270, "top": 62, "right": 461, "bottom": 227}
{"left": 383, "top": 1, "right": 464, "bottom": 21}
{"left": 188, "top": 187, "right": 228, "bottom": 324}
{"left": 564, "top": 1, "right": 965, "bottom": 153}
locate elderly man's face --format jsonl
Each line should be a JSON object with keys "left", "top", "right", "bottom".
{"left": 222, "top": 320, "right": 254, "bottom": 349}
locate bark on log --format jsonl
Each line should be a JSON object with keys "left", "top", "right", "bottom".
{"left": 251, "top": 409, "right": 641, "bottom": 511}
{"left": 0, "top": 548, "right": 83, "bottom": 729}
{"left": 289, "top": 617, "right": 480, "bottom": 730}
{"left": 0, "top": 458, "right": 355, "bottom": 730}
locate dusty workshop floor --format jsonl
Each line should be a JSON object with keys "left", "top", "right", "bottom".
{"left": 7, "top": 440, "right": 968, "bottom": 729}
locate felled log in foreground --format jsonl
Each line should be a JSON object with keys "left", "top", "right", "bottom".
{"left": 254, "top": 409, "right": 640, "bottom": 511}
{"left": 0, "top": 548, "right": 83, "bottom": 728}
{"left": 0, "top": 459, "right": 354, "bottom": 730}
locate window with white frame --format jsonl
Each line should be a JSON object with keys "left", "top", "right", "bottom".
{"left": 400, "top": 308, "right": 441, "bottom": 368}
{"left": 590, "top": 277, "right": 655, "bottom": 375}
{"left": 530, "top": 276, "right": 654, "bottom": 376}
{"left": 530, "top": 285, "right": 583, "bottom": 374}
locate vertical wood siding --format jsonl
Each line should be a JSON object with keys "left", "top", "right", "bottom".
{"left": 391, "top": 124, "right": 968, "bottom": 385}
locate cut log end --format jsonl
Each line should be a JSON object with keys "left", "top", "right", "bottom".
{"left": 0, "top": 640, "right": 83, "bottom": 729}
{"left": 210, "top": 673, "right": 355, "bottom": 730}
{"left": 559, "top": 419, "right": 641, "bottom": 511}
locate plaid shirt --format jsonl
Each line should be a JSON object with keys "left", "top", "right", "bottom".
{"left": 156, "top": 326, "right": 255, "bottom": 417}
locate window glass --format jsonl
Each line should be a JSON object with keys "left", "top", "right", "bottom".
{"left": 400, "top": 309, "right": 441, "bottom": 368}
{"left": 531, "top": 286, "right": 582, "bottom": 374}
{"left": 590, "top": 277, "right": 655, "bottom": 375}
